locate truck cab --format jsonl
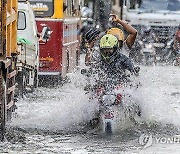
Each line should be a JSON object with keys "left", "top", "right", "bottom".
{"left": 122, "top": 0, "right": 180, "bottom": 41}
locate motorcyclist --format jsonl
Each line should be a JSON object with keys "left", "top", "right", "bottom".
{"left": 140, "top": 26, "right": 157, "bottom": 43}
{"left": 84, "top": 33, "right": 140, "bottom": 84}
{"left": 98, "top": 34, "right": 138, "bottom": 77}
{"left": 83, "top": 33, "right": 139, "bottom": 93}
{"left": 105, "top": 27, "right": 139, "bottom": 69}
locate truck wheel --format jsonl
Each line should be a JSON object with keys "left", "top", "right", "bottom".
{"left": 29, "top": 69, "right": 38, "bottom": 92}
{"left": 67, "top": 52, "right": 70, "bottom": 73}
{"left": 19, "top": 72, "right": 24, "bottom": 97}
{"left": 33, "top": 69, "right": 38, "bottom": 88}
{"left": 25, "top": 69, "right": 38, "bottom": 93}
{"left": 0, "top": 70, "right": 6, "bottom": 141}
{"left": 18, "top": 69, "right": 28, "bottom": 97}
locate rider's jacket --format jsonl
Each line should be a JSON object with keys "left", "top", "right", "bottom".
{"left": 89, "top": 47, "right": 134, "bottom": 84}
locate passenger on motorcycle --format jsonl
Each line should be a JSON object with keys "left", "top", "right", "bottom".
{"left": 78, "top": 18, "right": 94, "bottom": 53}
{"left": 84, "top": 28, "right": 102, "bottom": 66}
{"left": 108, "top": 14, "right": 137, "bottom": 57}
{"left": 85, "top": 14, "right": 138, "bottom": 58}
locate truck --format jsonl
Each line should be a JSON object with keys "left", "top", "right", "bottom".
{"left": 122, "top": 0, "right": 180, "bottom": 41}
{"left": 16, "top": 0, "right": 39, "bottom": 96}
{"left": 0, "top": 0, "right": 18, "bottom": 140}
{"left": 0, "top": 0, "right": 41, "bottom": 140}
{"left": 112, "top": 0, "right": 180, "bottom": 60}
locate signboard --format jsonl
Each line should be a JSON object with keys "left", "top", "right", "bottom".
{"left": 29, "top": 0, "right": 54, "bottom": 17}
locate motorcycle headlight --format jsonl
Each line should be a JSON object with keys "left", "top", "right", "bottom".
{"left": 102, "top": 94, "right": 116, "bottom": 106}
{"left": 166, "top": 45, "right": 171, "bottom": 49}
{"left": 145, "top": 44, "right": 153, "bottom": 49}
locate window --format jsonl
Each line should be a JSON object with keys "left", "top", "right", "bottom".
{"left": 137, "top": 0, "right": 180, "bottom": 11}
{"left": 18, "top": 11, "right": 26, "bottom": 30}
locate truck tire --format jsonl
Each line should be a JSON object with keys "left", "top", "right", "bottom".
{"left": 0, "top": 70, "right": 6, "bottom": 141}
{"left": 18, "top": 69, "right": 28, "bottom": 97}
{"left": 30, "top": 69, "right": 38, "bottom": 92}
{"left": 67, "top": 52, "right": 70, "bottom": 73}
{"left": 33, "top": 69, "right": 38, "bottom": 88}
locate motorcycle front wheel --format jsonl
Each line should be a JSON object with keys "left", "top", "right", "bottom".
{"left": 105, "top": 121, "right": 112, "bottom": 135}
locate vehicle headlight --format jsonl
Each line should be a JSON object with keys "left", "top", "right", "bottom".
{"left": 145, "top": 44, "right": 153, "bottom": 49}
{"left": 102, "top": 94, "right": 116, "bottom": 106}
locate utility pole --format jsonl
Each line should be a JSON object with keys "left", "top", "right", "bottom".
{"left": 120, "top": 0, "right": 124, "bottom": 20}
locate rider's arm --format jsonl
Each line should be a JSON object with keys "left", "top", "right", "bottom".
{"left": 110, "top": 14, "right": 137, "bottom": 49}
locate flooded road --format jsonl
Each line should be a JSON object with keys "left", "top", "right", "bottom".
{"left": 1, "top": 64, "right": 180, "bottom": 154}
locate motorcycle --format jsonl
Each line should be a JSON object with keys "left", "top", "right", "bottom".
{"left": 163, "top": 39, "right": 175, "bottom": 64}
{"left": 163, "top": 39, "right": 180, "bottom": 65}
{"left": 153, "top": 42, "right": 166, "bottom": 62}
{"left": 97, "top": 79, "right": 141, "bottom": 135}
{"left": 81, "top": 68, "right": 142, "bottom": 135}
{"left": 94, "top": 80, "right": 123, "bottom": 134}
{"left": 139, "top": 40, "right": 156, "bottom": 65}
{"left": 99, "top": 91, "right": 121, "bottom": 134}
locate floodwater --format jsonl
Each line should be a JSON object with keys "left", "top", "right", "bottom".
{"left": 1, "top": 61, "right": 180, "bottom": 154}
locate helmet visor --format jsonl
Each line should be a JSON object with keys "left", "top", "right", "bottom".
{"left": 100, "top": 48, "right": 114, "bottom": 59}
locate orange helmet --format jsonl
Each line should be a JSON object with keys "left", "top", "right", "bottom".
{"left": 106, "top": 28, "right": 124, "bottom": 41}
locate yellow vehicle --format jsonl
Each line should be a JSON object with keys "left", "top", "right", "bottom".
{"left": 0, "top": 0, "right": 18, "bottom": 140}
{"left": 29, "top": 0, "right": 81, "bottom": 82}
